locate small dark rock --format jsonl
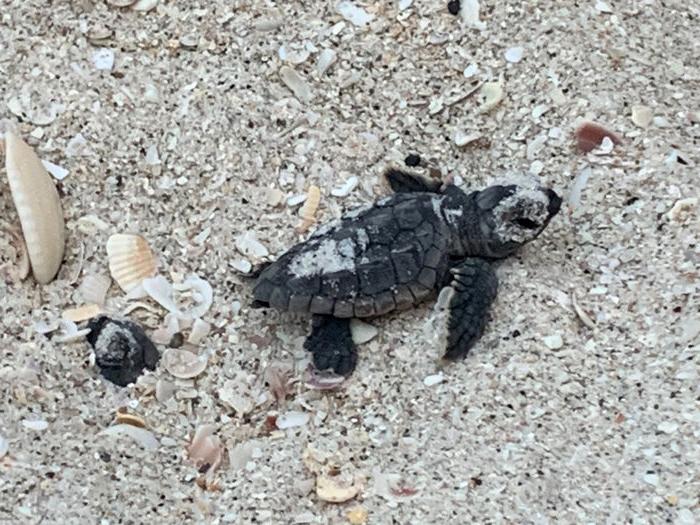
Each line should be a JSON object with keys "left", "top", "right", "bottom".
{"left": 86, "top": 316, "right": 160, "bottom": 387}
{"left": 404, "top": 153, "right": 421, "bottom": 167}
{"left": 168, "top": 332, "right": 184, "bottom": 348}
{"left": 447, "top": 0, "right": 461, "bottom": 16}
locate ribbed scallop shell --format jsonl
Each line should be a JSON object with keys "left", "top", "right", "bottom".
{"left": 4, "top": 131, "right": 65, "bottom": 284}
{"left": 106, "top": 234, "right": 156, "bottom": 292}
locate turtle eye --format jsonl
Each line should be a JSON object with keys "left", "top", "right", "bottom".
{"left": 514, "top": 217, "right": 540, "bottom": 230}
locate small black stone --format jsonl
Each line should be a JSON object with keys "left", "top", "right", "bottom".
{"left": 404, "top": 153, "right": 421, "bottom": 167}
{"left": 447, "top": 0, "right": 461, "bottom": 16}
{"left": 86, "top": 316, "right": 160, "bottom": 387}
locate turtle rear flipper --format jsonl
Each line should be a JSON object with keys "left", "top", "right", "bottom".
{"left": 304, "top": 315, "right": 358, "bottom": 376}
{"left": 439, "top": 258, "right": 498, "bottom": 360}
{"left": 384, "top": 168, "right": 442, "bottom": 193}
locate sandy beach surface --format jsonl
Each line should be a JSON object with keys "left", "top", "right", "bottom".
{"left": 0, "top": 1, "right": 698, "bottom": 523}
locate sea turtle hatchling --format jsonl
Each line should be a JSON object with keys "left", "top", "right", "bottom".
{"left": 252, "top": 169, "right": 562, "bottom": 376}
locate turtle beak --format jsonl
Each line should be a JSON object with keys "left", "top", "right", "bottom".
{"left": 545, "top": 189, "right": 562, "bottom": 217}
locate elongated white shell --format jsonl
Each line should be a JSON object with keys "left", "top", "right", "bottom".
{"left": 106, "top": 234, "right": 157, "bottom": 292}
{"left": 4, "top": 131, "right": 65, "bottom": 284}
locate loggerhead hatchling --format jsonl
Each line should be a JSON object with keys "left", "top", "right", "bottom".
{"left": 252, "top": 169, "right": 562, "bottom": 376}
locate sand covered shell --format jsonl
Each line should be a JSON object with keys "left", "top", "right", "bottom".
{"left": 4, "top": 131, "right": 65, "bottom": 284}
{"left": 106, "top": 234, "right": 157, "bottom": 292}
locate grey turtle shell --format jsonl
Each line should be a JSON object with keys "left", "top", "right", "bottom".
{"left": 253, "top": 192, "right": 451, "bottom": 318}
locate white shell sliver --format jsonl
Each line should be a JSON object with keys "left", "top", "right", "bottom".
{"left": 4, "top": 131, "right": 65, "bottom": 284}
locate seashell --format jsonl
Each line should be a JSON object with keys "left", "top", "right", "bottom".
{"left": 63, "top": 304, "right": 103, "bottom": 323}
{"left": 235, "top": 231, "right": 269, "bottom": 259}
{"left": 162, "top": 348, "right": 208, "bottom": 379}
{"left": 478, "top": 80, "right": 505, "bottom": 113}
{"left": 115, "top": 411, "right": 146, "bottom": 428}
{"left": 350, "top": 319, "right": 378, "bottom": 344}
{"left": 142, "top": 275, "right": 180, "bottom": 314}
{"left": 631, "top": 105, "right": 653, "bottom": 128}
{"left": 131, "top": 0, "right": 158, "bottom": 11}
{"left": 79, "top": 274, "right": 111, "bottom": 305}
{"left": 279, "top": 66, "right": 312, "bottom": 102}
{"left": 504, "top": 46, "right": 524, "bottom": 63}
{"left": 92, "top": 48, "right": 115, "bottom": 71}
{"left": 22, "top": 419, "right": 49, "bottom": 431}
{"left": 0, "top": 434, "right": 7, "bottom": 459}
{"left": 106, "top": 234, "right": 157, "bottom": 293}
{"left": 56, "top": 320, "right": 93, "bottom": 344}
{"left": 187, "top": 318, "right": 211, "bottom": 345}
{"left": 316, "top": 474, "right": 362, "bottom": 503}
{"left": 265, "top": 188, "right": 284, "bottom": 207}
{"left": 296, "top": 185, "right": 321, "bottom": 233}
{"left": 336, "top": 1, "right": 374, "bottom": 26}
{"left": 331, "top": 176, "right": 359, "bottom": 198}
{"left": 218, "top": 379, "right": 255, "bottom": 415}
{"left": 3, "top": 225, "right": 31, "bottom": 281}
{"left": 179, "top": 274, "right": 213, "bottom": 319}
{"left": 423, "top": 373, "right": 444, "bottom": 386}
{"left": 316, "top": 49, "right": 337, "bottom": 76}
{"left": 4, "top": 131, "right": 65, "bottom": 284}
{"left": 347, "top": 507, "right": 369, "bottom": 525}
{"left": 574, "top": 121, "right": 622, "bottom": 153}
{"left": 461, "top": 0, "right": 487, "bottom": 30}
{"left": 100, "top": 424, "right": 159, "bottom": 450}
{"left": 106, "top": 0, "right": 136, "bottom": 6}
{"left": 155, "top": 379, "right": 176, "bottom": 403}
{"left": 230, "top": 259, "right": 252, "bottom": 274}
{"left": 41, "top": 159, "right": 69, "bottom": 180}
{"left": 187, "top": 425, "right": 224, "bottom": 474}
{"left": 276, "top": 411, "right": 310, "bottom": 429}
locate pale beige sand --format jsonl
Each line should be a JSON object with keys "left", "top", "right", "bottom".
{"left": 0, "top": 1, "right": 698, "bottom": 524}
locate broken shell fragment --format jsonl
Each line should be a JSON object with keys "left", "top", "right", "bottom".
{"left": 296, "top": 185, "right": 321, "bottom": 233}
{"left": 79, "top": 274, "right": 111, "bottom": 306}
{"left": 63, "top": 303, "right": 103, "bottom": 323}
{"left": 574, "top": 121, "right": 622, "bottom": 153}
{"left": 478, "top": 80, "right": 505, "bottom": 113}
{"left": 316, "top": 474, "right": 362, "bottom": 503}
{"left": 162, "top": 348, "right": 208, "bottom": 379}
{"left": 100, "top": 424, "right": 158, "bottom": 450}
{"left": 631, "top": 105, "right": 653, "bottom": 128}
{"left": 279, "top": 66, "right": 312, "bottom": 102}
{"left": 106, "top": 234, "right": 157, "bottom": 293}
{"left": 187, "top": 318, "right": 211, "bottom": 345}
{"left": 4, "top": 131, "right": 65, "bottom": 284}
{"left": 86, "top": 316, "right": 160, "bottom": 387}
{"left": 187, "top": 424, "right": 224, "bottom": 474}
{"left": 115, "top": 411, "right": 147, "bottom": 428}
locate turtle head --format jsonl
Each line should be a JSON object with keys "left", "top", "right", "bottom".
{"left": 474, "top": 185, "right": 561, "bottom": 257}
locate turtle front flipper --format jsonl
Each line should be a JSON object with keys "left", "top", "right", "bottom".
{"left": 304, "top": 315, "right": 358, "bottom": 376}
{"left": 385, "top": 168, "right": 442, "bottom": 193}
{"left": 438, "top": 258, "right": 498, "bottom": 360}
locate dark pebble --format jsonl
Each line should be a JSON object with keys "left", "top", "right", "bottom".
{"left": 447, "top": 0, "right": 461, "bottom": 16}
{"left": 86, "top": 316, "right": 160, "bottom": 387}
{"left": 404, "top": 153, "right": 421, "bottom": 167}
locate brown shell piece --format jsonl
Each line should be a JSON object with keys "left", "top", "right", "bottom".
{"left": 106, "top": 234, "right": 157, "bottom": 292}
{"left": 574, "top": 121, "right": 623, "bottom": 153}
{"left": 4, "top": 131, "right": 65, "bottom": 284}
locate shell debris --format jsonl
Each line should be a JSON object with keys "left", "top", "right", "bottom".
{"left": 296, "top": 185, "right": 321, "bottom": 233}
{"left": 79, "top": 274, "right": 112, "bottom": 306}
{"left": 316, "top": 474, "right": 362, "bottom": 503}
{"left": 62, "top": 304, "right": 103, "bottom": 323}
{"left": 478, "top": 80, "right": 505, "bottom": 113}
{"left": 4, "top": 131, "right": 66, "bottom": 284}
{"left": 187, "top": 424, "right": 225, "bottom": 476}
{"left": 162, "top": 348, "right": 208, "bottom": 379}
{"left": 115, "top": 410, "right": 147, "bottom": 428}
{"left": 279, "top": 66, "right": 312, "bottom": 102}
{"left": 106, "top": 234, "right": 157, "bottom": 293}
